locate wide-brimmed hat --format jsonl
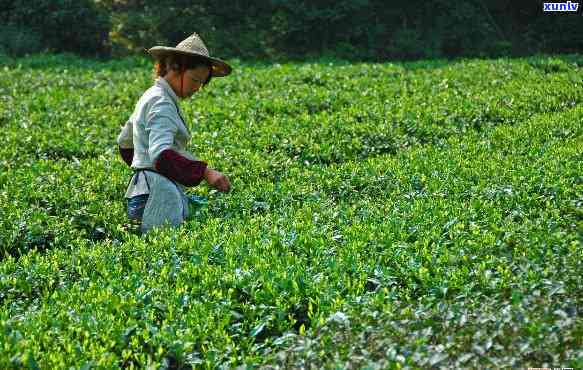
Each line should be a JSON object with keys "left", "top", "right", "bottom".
{"left": 147, "top": 33, "right": 232, "bottom": 77}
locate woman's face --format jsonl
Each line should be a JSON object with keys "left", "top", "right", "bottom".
{"left": 181, "top": 66, "right": 211, "bottom": 98}
{"left": 166, "top": 65, "right": 211, "bottom": 99}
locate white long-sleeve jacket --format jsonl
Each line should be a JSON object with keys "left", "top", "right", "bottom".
{"left": 117, "top": 78, "right": 201, "bottom": 198}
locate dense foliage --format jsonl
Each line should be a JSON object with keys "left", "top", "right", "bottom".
{"left": 100, "top": 0, "right": 583, "bottom": 59}
{"left": 0, "top": 54, "right": 582, "bottom": 368}
{"left": 0, "top": 0, "right": 110, "bottom": 56}
{"left": 1, "top": 0, "right": 582, "bottom": 59}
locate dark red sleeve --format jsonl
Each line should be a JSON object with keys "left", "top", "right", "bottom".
{"left": 154, "top": 149, "right": 207, "bottom": 187}
{"left": 119, "top": 146, "right": 134, "bottom": 167}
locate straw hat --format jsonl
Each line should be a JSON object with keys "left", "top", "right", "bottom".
{"left": 147, "top": 33, "right": 232, "bottom": 77}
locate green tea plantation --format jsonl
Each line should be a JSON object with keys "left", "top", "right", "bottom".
{"left": 0, "top": 54, "right": 581, "bottom": 368}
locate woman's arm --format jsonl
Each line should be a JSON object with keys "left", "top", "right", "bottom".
{"left": 117, "top": 120, "right": 134, "bottom": 167}
{"left": 119, "top": 146, "right": 134, "bottom": 167}
{"left": 117, "top": 143, "right": 207, "bottom": 186}
{"left": 155, "top": 149, "right": 207, "bottom": 186}
{"left": 146, "top": 99, "right": 208, "bottom": 186}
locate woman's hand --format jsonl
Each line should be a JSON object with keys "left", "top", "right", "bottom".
{"left": 204, "top": 168, "right": 231, "bottom": 192}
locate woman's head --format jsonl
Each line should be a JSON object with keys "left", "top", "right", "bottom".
{"left": 154, "top": 54, "right": 212, "bottom": 98}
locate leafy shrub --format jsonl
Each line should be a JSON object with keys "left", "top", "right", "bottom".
{"left": 2, "top": 0, "right": 582, "bottom": 59}
{"left": 0, "top": 25, "right": 43, "bottom": 57}
{"left": 387, "top": 28, "right": 427, "bottom": 60}
{"left": 97, "top": 0, "right": 583, "bottom": 60}
{"left": 0, "top": 0, "right": 111, "bottom": 56}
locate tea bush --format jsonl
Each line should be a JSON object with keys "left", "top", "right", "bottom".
{"left": 0, "top": 54, "right": 581, "bottom": 368}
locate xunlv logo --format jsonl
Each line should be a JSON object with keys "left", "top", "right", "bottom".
{"left": 543, "top": 1, "right": 580, "bottom": 11}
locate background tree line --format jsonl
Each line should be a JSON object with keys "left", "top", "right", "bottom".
{"left": 1, "top": 0, "right": 582, "bottom": 59}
